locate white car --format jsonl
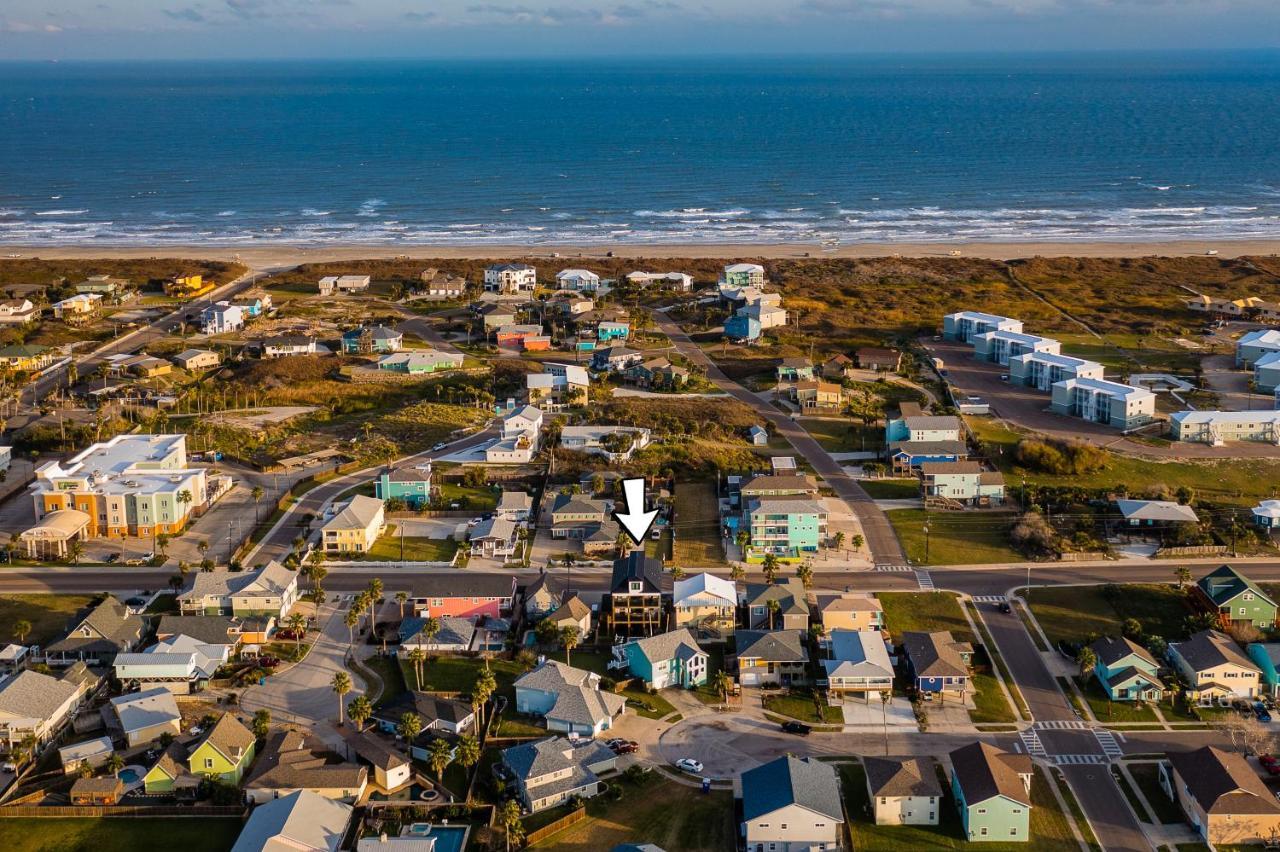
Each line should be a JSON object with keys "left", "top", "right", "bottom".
{"left": 432, "top": 442, "right": 447, "bottom": 452}
{"left": 675, "top": 758, "right": 703, "bottom": 774}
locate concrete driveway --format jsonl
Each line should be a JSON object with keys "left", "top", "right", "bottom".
{"left": 240, "top": 599, "right": 364, "bottom": 750}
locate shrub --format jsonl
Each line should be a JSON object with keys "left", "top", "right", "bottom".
{"left": 1013, "top": 438, "right": 1107, "bottom": 476}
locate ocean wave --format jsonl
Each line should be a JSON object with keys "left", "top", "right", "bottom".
{"left": 0, "top": 209, "right": 22, "bottom": 217}
{"left": 356, "top": 199, "right": 385, "bottom": 217}
{"left": 33, "top": 209, "right": 88, "bottom": 216}
{"left": 300, "top": 208, "right": 333, "bottom": 217}
{"left": 634, "top": 208, "right": 751, "bottom": 219}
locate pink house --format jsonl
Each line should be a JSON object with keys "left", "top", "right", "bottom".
{"left": 409, "top": 575, "right": 517, "bottom": 620}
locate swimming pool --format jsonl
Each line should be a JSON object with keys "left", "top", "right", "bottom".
{"left": 118, "top": 768, "right": 140, "bottom": 784}
{"left": 403, "top": 824, "right": 468, "bottom": 852}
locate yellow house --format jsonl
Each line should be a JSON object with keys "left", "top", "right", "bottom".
{"left": 188, "top": 713, "right": 256, "bottom": 785}
{"left": 816, "top": 593, "right": 884, "bottom": 633}
{"left": 321, "top": 495, "right": 386, "bottom": 555}
{"left": 1164, "top": 746, "right": 1280, "bottom": 846}
{"left": 164, "top": 274, "right": 214, "bottom": 299}
{"left": 0, "top": 345, "right": 55, "bottom": 372}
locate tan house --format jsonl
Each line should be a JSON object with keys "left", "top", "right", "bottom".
{"left": 739, "top": 756, "right": 844, "bottom": 852}
{"left": 544, "top": 594, "right": 592, "bottom": 637}
{"left": 321, "top": 495, "right": 386, "bottom": 555}
{"left": 790, "top": 380, "right": 843, "bottom": 410}
{"left": 865, "top": 756, "right": 943, "bottom": 825}
{"left": 70, "top": 776, "right": 124, "bottom": 805}
{"left": 673, "top": 573, "right": 738, "bottom": 638}
{"left": 245, "top": 729, "right": 369, "bottom": 804}
{"left": 1163, "top": 746, "right": 1280, "bottom": 846}
{"left": 815, "top": 592, "right": 884, "bottom": 633}
{"left": 1168, "top": 630, "right": 1262, "bottom": 704}
{"left": 0, "top": 669, "right": 83, "bottom": 750}
{"left": 173, "top": 349, "right": 221, "bottom": 371}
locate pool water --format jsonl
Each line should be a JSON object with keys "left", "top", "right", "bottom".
{"left": 404, "top": 825, "right": 467, "bottom": 852}
{"left": 118, "top": 769, "right": 140, "bottom": 784}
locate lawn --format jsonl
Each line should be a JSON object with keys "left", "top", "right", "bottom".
{"left": 0, "top": 818, "right": 244, "bottom": 852}
{"left": 840, "top": 762, "right": 1083, "bottom": 851}
{"left": 435, "top": 482, "right": 498, "bottom": 511}
{"left": 144, "top": 593, "right": 179, "bottom": 614}
{"left": 0, "top": 594, "right": 95, "bottom": 646}
{"left": 355, "top": 653, "right": 407, "bottom": 706}
{"left": 672, "top": 479, "right": 725, "bottom": 567}
{"left": 878, "top": 592, "right": 975, "bottom": 644}
{"left": 1127, "top": 762, "right": 1184, "bottom": 824}
{"left": 1076, "top": 678, "right": 1158, "bottom": 723}
{"left": 1023, "top": 583, "right": 1191, "bottom": 647}
{"left": 798, "top": 417, "right": 884, "bottom": 453}
{"left": 527, "top": 773, "right": 734, "bottom": 851}
{"left": 564, "top": 649, "right": 679, "bottom": 719}
{"left": 361, "top": 528, "right": 459, "bottom": 562}
{"left": 969, "top": 416, "right": 1280, "bottom": 508}
{"left": 762, "top": 690, "right": 844, "bottom": 724}
{"left": 400, "top": 654, "right": 524, "bottom": 702}
{"left": 886, "top": 509, "right": 1022, "bottom": 566}
{"left": 860, "top": 479, "right": 921, "bottom": 500}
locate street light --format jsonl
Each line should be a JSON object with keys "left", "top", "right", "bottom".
{"left": 922, "top": 521, "right": 931, "bottom": 564}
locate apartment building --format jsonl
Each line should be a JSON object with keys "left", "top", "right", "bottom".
{"left": 1009, "top": 351, "right": 1105, "bottom": 392}
{"left": 1050, "top": 377, "right": 1156, "bottom": 430}
{"left": 972, "top": 330, "right": 1059, "bottom": 366}
{"left": 942, "top": 311, "right": 1022, "bottom": 343}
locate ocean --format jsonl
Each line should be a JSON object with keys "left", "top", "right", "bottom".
{"left": 1, "top": 53, "right": 1278, "bottom": 247}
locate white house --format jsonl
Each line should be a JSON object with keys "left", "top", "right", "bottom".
{"left": 739, "top": 302, "right": 787, "bottom": 330}
{"left": 1171, "top": 410, "right": 1280, "bottom": 446}
{"left": 318, "top": 275, "right": 371, "bottom": 296}
{"left": 559, "top": 425, "right": 651, "bottom": 462}
{"left": 1050, "top": 377, "right": 1156, "bottom": 431}
{"left": 972, "top": 330, "right": 1060, "bottom": 366}
{"left": 262, "top": 336, "right": 327, "bottom": 358}
{"left": 821, "top": 629, "right": 894, "bottom": 700}
{"left": 201, "top": 301, "right": 244, "bottom": 335}
{"left": 113, "top": 633, "right": 228, "bottom": 694}
{"left": 1009, "top": 351, "right": 1105, "bottom": 392}
{"left": 484, "top": 263, "right": 537, "bottom": 293}
{"left": 110, "top": 687, "right": 183, "bottom": 747}
{"left": 865, "top": 756, "right": 943, "bottom": 826}
{"left": 920, "top": 461, "right": 1005, "bottom": 506}
{"left": 514, "top": 660, "right": 626, "bottom": 738}
{"left": 1237, "top": 329, "right": 1280, "bottom": 368}
{"left": 556, "top": 269, "right": 602, "bottom": 292}
{"left": 0, "top": 669, "right": 83, "bottom": 750}
{"left": 486, "top": 405, "right": 543, "bottom": 463}
{"left": 942, "top": 311, "right": 1023, "bottom": 343}
{"left": 738, "top": 756, "right": 844, "bottom": 852}
{"left": 626, "top": 271, "right": 693, "bottom": 291}
{"left": 51, "top": 294, "right": 101, "bottom": 322}
{"left": 0, "top": 298, "right": 38, "bottom": 325}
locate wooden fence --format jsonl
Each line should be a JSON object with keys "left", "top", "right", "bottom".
{"left": 523, "top": 805, "right": 587, "bottom": 846}
{"left": 0, "top": 804, "right": 245, "bottom": 817}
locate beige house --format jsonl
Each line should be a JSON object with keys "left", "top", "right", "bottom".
{"left": 673, "top": 573, "right": 738, "bottom": 638}
{"left": 1163, "top": 746, "right": 1280, "bottom": 846}
{"left": 1168, "top": 630, "right": 1261, "bottom": 703}
{"left": 244, "top": 730, "right": 369, "bottom": 804}
{"left": 322, "top": 495, "right": 386, "bottom": 554}
{"left": 0, "top": 669, "right": 83, "bottom": 750}
{"left": 816, "top": 592, "right": 883, "bottom": 633}
{"left": 173, "top": 349, "right": 221, "bottom": 371}
{"left": 739, "top": 756, "right": 844, "bottom": 852}
{"left": 865, "top": 756, "right": 943, "bottom": 825}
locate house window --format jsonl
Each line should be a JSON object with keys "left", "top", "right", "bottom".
{"left": 980, "top": 828, "right": 988, "bottom": 837}
{"left": 1010, "top": 828, "right": 1018, "bottom": 836}
{"left": 977, "top": 808, "right": 987, "bottom": 814}
{"left": 204, "top": 758, "right": 213, "bottom": 769}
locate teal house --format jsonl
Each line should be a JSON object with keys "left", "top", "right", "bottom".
{"left": 1194, "top": 565, "right": 1278, "bottom": 630}
{"left": 597, "top": 321, "right": 630, "bottom": 342}
{"left": 342, "top": 325, "right": 403, "bottom": 354}
{"left": 1090, "top": 635, "right": 1164, "bottom": 702}
{"left": 950, "top": 742, "right": 1033, "bottom": 843}
{"left": 775, "top": 358, "right": 814, "bottom": 382}
{"left": 745, "top": 496, "right": 826, "bottom": 559}
{"left": 1247, "top": 643, "right": 1280, "bottom": 697}
{"left": 724, "top": 314, "right": 761, "bottom": 342}
{"left": 615, "top": 628, "right": 708, "bottom": 689}
{"left": 374, "top": 463, "right": 432, "bottom": 509}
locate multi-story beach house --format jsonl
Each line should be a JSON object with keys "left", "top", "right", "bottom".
{"left": 1009, "top": 351, "right": 1106, "bottom": 392}
{"left": 604, "top": 553, "right": 667, "bottom": 638}
{"left": 949, "top": 742, "right": 1033, "bottom": 843}
{"left": 719, "top": 263, "right": 766, "bottom": 288}
{"left": 942, "top": 311, "right": 1023, "bottom": 343}
{"left": 1193, "top": 565, "right": 1278, "bottom": 629}
{"left": 1050, "top": 377, "right": 1156, "bottom": 431}
{"left": 201, "top": 301, "right": 244, "bottom": 335}
{"left": 484, "top": 263, "right": 537, "bottom": 293}
{"left": 321, "top": 495, "right": 385, "bottom": 554}
{"left": 373, "top": 463, "right": 432, "bottom": 509}
{"left": 972, "top": 330, "right": 1059, "bottom": 365}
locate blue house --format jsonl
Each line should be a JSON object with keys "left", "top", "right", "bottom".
{"left": 888, "top": 439, "right": 969, "bottom": 473}
{"left": 597, "top": 321, "right": 630, "bottom": 342}
{"left": 902, "top": 631, "right": 972, "bottom": 696}
{"left": 342, "top": 325, "right": 403, "bottom": 354}
{"left": 724, "top": 314, "right": 761, "bottom": 343}
{"left": 1090, "top": 635, "right": 1164, "bottom": 702}
{"left": 233, "top": 296, "right": 269, "bottom": 318}
{"left": 374, "top": 464, "right": 432, "bottom": 509}
{"left": 615, "top": 628, "right": 708, "bottom": 689}
{"left": 1247, "top": 642, "right": 1280, "bottom": 697}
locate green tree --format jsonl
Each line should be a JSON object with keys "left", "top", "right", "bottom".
{"left": 395, "top": 591, "right": 408, "bottom": 620}
{"left": 713, "top": 670, "right": 732, "bottom": 702}
{"left": 107, "top": 752, "right": 125, "bottom": 774}
{"left": 795, "top": 561, "right": 813, "bottom": 590}
{"left": 12, "top": 619, "right": 30, "bottom": 644}
{"left": 407, "top": 648, "right": 427, "bottom": 691}
{"left": 474, "top": 666, "right": 497, "bottom": 728}
{"left": 251, "top": 485, "right": 265, "bottom": 522}
{"left": 348, "top": 695, "right": 373, "bottom": 732}
{"left": 1174, "top": 565, "right": 1192, "bottom": 590}
{"left": 251, "top": 709, "right": 271, "bottom": 739}
{"left": 344, "top": 607, "right": 360, "bottom": 648}
{"left": 766, "top": 598, "right": 781, "bottom": 630}
{"left": 499, "top": 799, "right": 525, "bottom": 852}
{"left": 331, "top": 671, "right": 352, "bottom": 725}
{"left": 286, "top": 611, "right": 308, "bottom": 654}
{"left": 396, "top": 711, "right": 423, "bottom": 752}
{"left": 560, "top": 625, "right": 580, "bottom": 666}
{"left": 761, "top": 552, "right": 780, "bottom": 584}
{"left": 67, "top": 540, "right": 85, "bottom": 566}
{"left": 426, "top": 736, "right": 453, "bottom": 782}
{"left": 1076, "top": 646, "right": 1097, "bottom": 683}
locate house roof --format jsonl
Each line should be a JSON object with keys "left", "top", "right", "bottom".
{"left": 156, "top": 615, "right": 243, "bottom": 646}
{"left": 673, "top": 573, "right": 737, "bottom": 609}
{"left": 195, "top": 713, "right": 256, "bottom": 765}
{"left": 1172, "top": 630, "right": 1260, "bottom": 673}
{"left": 737, "top": 630, "right": 808, "bottom": 662}
{"left": 71, "top": 776, "right": 124, "bottom": 795}
{"left": 920, "top": 461, "right": 983, "bottom": 475}
{"left": 1167, "top": 746, "right": 1280, "bottom": 816}
{"left": 405, "top": 574, "right": 515, "bottom": 599}
{"left": 610, "top": 552, "right": 665, "bottom": 595}
{"left": 903, "top": 631, "right": 971, "bottom": 679}
{"left": 547, "top": 594, "right": 591, "bottom": 625}
{"left": 373, "top": 692, "right": 474, "bottom": 726}
{"left": 1090, "top": 635, "right": 1158, "bottom": 670}
{"left": 626, "top": 629, "right": 705, "bottom": 666}
{"left": 0, "top": 669, "right": 79, "bottom": 720}
{"left": 1115, "top": 499, "right": 1199, "bottom": 523}
{"left": 471, "top": 516, "right": 517, "bottom": 543}
{"left": 888, "top": 439, "right": 969, "bottom": 457}
{"left": 110, "top": 687, "right": 181, "bottom": 733}
{"left": 181, "top": 562, "right": 297, "bottom": 604}
{"left": 824, "top": 629, "right": 892, "bottom": 678}
{"left": 46, "top": 594, "right": 142, "bottom": 655}
{"left": 502, "top": 736, "right": 613, "bottom": 782}
{"left": 865, "top": 756, "right": 943, "bottom": 798}
{"left": 346, "top": 732, "right": 409, "bottom": 772}
{"left": 742, "top": 581, "right": 809, "bottom": 616}
{"left": 739, "top": 473, "right": 819, "bottom": 495}
{"left": 740, "top": 756, "right": 843, "bottom": 822}
{"left": 1197, "top": 565, "right": 1276, "bottom": 608}
{"left": 244, "top": 730, "right": 367, "bottom": 794}
{"left": 901, "top": 415, "right": 962, "bottom": 431}
{"left": 949, "top": 742, "right": 1032, "bottom": 807}
{"left": 400, "top": 616, "right": 475, "bottom": 648}
{"left": 551, "top": 492, "right": 609, "bottom": 516}
{"left": 815, "top": 592, "right": 882, "bottom": 615}
{"left": 230, "top": 789, "right": 353, "bottom": 852}
{"left": 324, "top": 495, "right": 384, "bottom": 532}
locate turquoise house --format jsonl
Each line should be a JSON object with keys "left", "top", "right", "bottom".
{"left": 616, "top": 628, "right": 708, "bottom": 689}
{"left": 374, "top": 464, "right": 432, "bottom": 509}
{"left": 724, "top": 314, "right": 761, "bottom": 342}
{"left": 950, "top": 742, "right": 1033, "bottom": 843}
{"left": 597, "top": 321, "right": 630, "bottom": 342}
{"left": 745, "top": 496, "right": 825, "bottom": 558}
{"left": 1090, "top": 635, "right": 1164, "bottom": 702}
{"left": 1247, "top": 643, "right": 1280, "bottom": 697}
{"left": 342, "top": 325, "right": 403, "bottom": 354}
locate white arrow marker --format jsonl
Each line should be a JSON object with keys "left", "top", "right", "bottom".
{"left": 612, "top": 477, "right": 659, "bottom": 547}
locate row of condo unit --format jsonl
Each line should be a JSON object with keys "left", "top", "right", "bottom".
{"left": 474, "top": 296, "right": 635, "bottom": 354}
{"left": 481, "top": 262, "right": 705, "bottom": 295}
{"left": 943, "top": 311, "right": 1158, "bottom": 432}
{"left": 1162, "top": 329, "right": 1280, "bottom": 446}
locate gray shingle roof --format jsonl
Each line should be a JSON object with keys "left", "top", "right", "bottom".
{"left": 626, "top": 629, "right": 705, "bottom": 666}
{"left": 230, "top": 790, "right": 353, "bottom": 852}
{"left": 736, "top": 630, "right": 808, "bottom": 662}
{"left": 865, "top": 756, "right": 943, "bottom": 799}
{"left": 742, "top": 581, "right": 809, "bottom": 616}
{"left": 244, "top": 730, "right": 367, "bottom": 793}
{"left": 1090, "top": 635, "right": 1157, "bottom": 670}
{"left": 1167, "top": 745, "right": 1280, "bottom": 816}
{"left": 0, "top": 669, "right": 79, "bottom": 720}
{"left": 949, "top": 742, "right": 1032, "bottom": 807}
{"left": 740, "top": 756, "right": 843, "bottom": 822}
{"left": 1172, "top": 630, "right": 1259, "bottom": 673}
{"left": 903, "top": 631, "right": 970, "bottom": 679}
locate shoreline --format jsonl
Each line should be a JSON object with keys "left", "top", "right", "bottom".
{"left": 3, "top": 238, "right": 1280, "bottom": 266}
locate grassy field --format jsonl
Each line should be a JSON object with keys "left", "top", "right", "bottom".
{"left": 361, "top": 529, "right": 459, "bottom": 562}
{"left": 672, "top": 479, "right": 725, "bottom": 567}
{"left": 970, "top": 416, "right": 1280, "bottom": 507}
{"left": 798, "top": 417, "right": 884, "bottom": 453}
{"left": 527, "top": 773, "right": 734, "bottom": 851}
{"left": 886, "top": 509, "right": 1022, "bottom": 566}
{"left": 1127, "top": 762, "right": 1183, "bottom": 824}
{"left": 762, "top": 691, "right": 845, "bottom": 724}
{"left": 1023, "top": 584, "right": 1191, "bottom": 646}
{"left": 400, "top": 654, "right": 524, "bottom": 702}
{"left": 860, "top": 479, "right": 922, "bottom": 499}
{"left": 435, "top": 482, "right": 499, "bottom": 511}
{"left": 0, "top": 818, "right": 244, "bottom": 852}
{"left": 355, "top": 653, "right": 407, "bottom": 706}
{"left": 879, "top": 592, "right": 975, "bottom": 644}
{"left": 1077, "top": 678, "right": 1159, "bottom": 723}
{"left": 0, "top": 595, "right": 95, "bottom": 646}
{"left": 840, "top": 762, "right": 1083, "bottom": 851}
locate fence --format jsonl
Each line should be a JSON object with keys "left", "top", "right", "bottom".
{"left": 1155, "top": 545, "right": 1228, "bottom": 558}
{"left": 1055, "top": 551, "right": 1110, "bottom": 562}
{"left": 523, "top": 805, "right": 588, "bottom": 846}
{"left": 0, "top": 804, "right": 246, "bottom": 818}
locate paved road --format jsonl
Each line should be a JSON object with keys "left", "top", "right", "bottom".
{"left": 653, "top": 311, "right": 907, "bottom": 565}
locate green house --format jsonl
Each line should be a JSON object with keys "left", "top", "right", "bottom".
{"left": 950, "top": 742, "right": 1033, "bottom": 843}
{"left": 1195, "top": 565, "right": 1278, "bottom": 629}
{"left": 374, "top": 463, "right": 433, "bottom": 509}
{"left": 144, "top": 741, "right": 197, "bottom": 795}
{"left": 1090, "top": 635, "right": 1164, "bottom": 702}
{"left": 187, "top": 714, "right": 256, "bottom": 785}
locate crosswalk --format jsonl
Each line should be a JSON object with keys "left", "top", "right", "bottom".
{"left": 915, "top": 571, "right": 935, "bottom": 591}
{"left": 1019, "top": 728, "right": 1047, "bottom": 758}
{"left": 1094, "top": 729, "right": 1125, "bottom": 759}
{"left": 875, "top": 564, "right": 913, "bottom": 572}
{"left": 971, "top": 595, "right": 1007, "bottom": 604}
{"left": 1053, "top": 754, "right": 1108, "bottom": 766}
{"left": 1034, "top": 720, "right": 1090, "bottom": 731}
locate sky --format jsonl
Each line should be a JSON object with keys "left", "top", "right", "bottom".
{"left": 1, "top": 0, "right": 1277, "bottom": 60}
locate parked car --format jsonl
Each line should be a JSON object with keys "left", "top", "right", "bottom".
{"left": 104, "top": 553, "right": 119, "bottom": 564}
{"left": 1262, "top": 755, "right": 1280, "bottom": 776}
{"left": 998, "top": 601, "right": 1012, "bottom": 614}
{"left": 256, "top": 656, "right": 280, "bottom": 668}
{"left": 612, "top": 741, "right": 638, "bottom": 755}
{"left": 781, "top": 721, "right": 812, "bottom": 736}
{"left": 604, "top": 738, "right": 626, "bottom": 750}
{"left": 432, "top": 442, "right": 447, "bottom": 452}
{"left": 674, "top": 758, "right": 703, "bottom": 774}
{"left": 1255, "top": 702, "right": 1272, "bottom": 723}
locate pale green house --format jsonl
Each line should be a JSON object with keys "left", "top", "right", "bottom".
{"left": 188, "top": 713, "right": 256, "bottom": 785}
{"left": 950, "top": 742, "right": 1034, "bottom": 843}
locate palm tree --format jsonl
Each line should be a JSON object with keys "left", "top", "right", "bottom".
{"left": 168, "top": 574, "right": 183, "bottom": 594}
{"left": 396, "top": 711, "right": 422, "bottom": 752}
{"left": 473, "top": 666, "right": 497, "bottom": 728}
{"left": 761, "top": 552, "right": 780, "bottom": 584}
{"left": 251, "top": 485, "right": 265, "bottom": 522}
{"left": 155, "top": 534, "right": 171, "bottom": 559}
{"left": 286, "top": 612, "right": 307, "bottom": 654}
{"left": 456, "top": 733, "right": 480, "bottom": 772}
{"left": 107, "top": 752, "right": 125, "bottom": 774}
{"left": 1174, "top": 565, "right": 1192, "bottom": 590}
{"left": 348, "top": 695, "right": 373, "bottom": 732}
{"left": 367, "top": 578, "right": 384, "bottom": 634}
{"left": 395, "top": 591, "right": 408, "bottom": 620}
{"left": 176, "top": 490, "right": 193, "bottom": 525}
{"left": 499, "top": 799, "right": 525, "bottom": 852}
{"left": 730, "top": 563, "right": 745, "bottom": 583}
{"left": 833, "top": 531, "right": 846, "bottom": 552}
{"left": 734, "top": 529, "right": 750, "bottom": 558}
{"left": 331, "top": 671, "right": 352, "bottom": 725}
{"left": 560, "top": 625, "right": 580, "bottom": 666}
{"left": 713, "top": 670, "right": 732, "bottom": 702}
{"left": 12, "top": 619, "right": 30, "bottom": 644}
{"left": 407, "top": 648, "right": 427, "bottom": 690}
{"left": 1076, "top": 647, "right": 1097, "bottom": 683}
{"left": 426, "top": 736, "right": 453, "bottom": 783}
{"left": 795, "top": 562, "right": 813, "bottom": 590}
{"left": 767, "top": 599, "right": 781, "bottom": 630}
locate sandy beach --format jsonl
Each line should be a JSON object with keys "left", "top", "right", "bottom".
{"left": 4, "top": 238, "right": 1280, "bottom": 267}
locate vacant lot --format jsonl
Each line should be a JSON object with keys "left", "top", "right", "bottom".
{"left": 0, "top": 818, "right": 243, "bottom": 852}
{"left": 0, "top": 594, "right": 95, "bottom": 646}
{"left": 672, "top": 479, "right": 725, "bottom": 567}
{"left": 361, "top": 529, "right": 458, "bottom": 563}
{"left": 879, "top": 592, "right": 975, "bottom": 643}
{"left": 887, "top": 509, "right": 1022, "bottom": 566}
{"left": 1024, "top": 584, "right": 1191, "bottom": 646}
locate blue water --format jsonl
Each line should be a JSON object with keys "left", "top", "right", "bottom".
{"left": 117, "top": 768, "right": 139, "bottom": 783}
{"left": 1, "top": 53, "right": 1279, "bottom": 246}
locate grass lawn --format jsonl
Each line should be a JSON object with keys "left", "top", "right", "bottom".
{"left": 762, "top": 690, "right": 844, "bottom": 724}
{"left": 401, "top": 654, "right": 524, "bottom": 703}
{"left": 356, "top": 654, "right": 407, "bottom": 706}
{"left": 887, "top": 509, "right": 1022, "bottom": 566}
{"left": 798, "top": 417, "right": 883, "bottom": 453}
{"left": 0, "top": 818, "right": 243, "bottom": 852}
{"left": 1076, "top": 678, "right": 1158, "bottom": 723}
{"left": 0, "top": 594, "right": 94, "bottom": 646}
{"left": 435, "top": 482, "right": 498, "bottom": 511}
{"left": 840, "top": 762, "right": 1082, "bottom": 851}
{"left": 1024, "top": 583, "right": 1191, "bottom": 646}
{"left": 1127, "top": 763, "right": 1184, "bottom": 824}
{"left": 144, "top": 593, "right": 179, "bottom": 614}
{"left": 361, "top": 528, "right": 459, "bottom": 562}
{"left": 672, "top": 479, "right": 725, "bottom": 567}
{"left": 527, "top": 773, "right": 734, "bottom": 851}
{"left": 565, "top": 649, "right": 679, "bottom": 719}
{"left": 970, "top": 666, "right": 1017, "bottom": 724}
{"left": 861, "top": 479, "right": 921, "bottom": 499}
{"left": 969, "top": 416, "right": 1280, "bottom": 508}
{"left": 878, "top": 592, "right": 975, "bottom": 643}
